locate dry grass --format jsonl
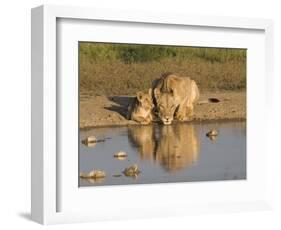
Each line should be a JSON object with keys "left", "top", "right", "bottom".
{"left": 80, "top": 58, "right": 246, "bottom": 96}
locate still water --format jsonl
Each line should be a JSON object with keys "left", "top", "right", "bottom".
{"left": 79, "top": 121, "right": 246, "bottom": 186}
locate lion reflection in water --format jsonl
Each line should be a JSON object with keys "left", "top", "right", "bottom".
{"left": 128, "top": 125, "right": 156, "bottom": 161}
{"left": 128, "top": 124, "right": 200, "bottom": 171}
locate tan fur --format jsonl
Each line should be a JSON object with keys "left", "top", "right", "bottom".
{"left": 128, "top": 124, "right": 199, "bottom": 171}
{"left": 153, "top": 74, "right": 199, "bottom": 125}
{"left": 156, "top": 124, "right": 199, "bottom": 171}
{"left": 128, "top": 125, "right": 156, "bottom": 161}
{"left": 127, "top": 89, "right": 154, "bottom": 125}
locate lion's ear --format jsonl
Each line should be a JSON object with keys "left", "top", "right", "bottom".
{"left": 136, "top": 91, "right": 144, "bottom": 102}
{"left": 154, "top": 88, "right": 161, "bottom": 102}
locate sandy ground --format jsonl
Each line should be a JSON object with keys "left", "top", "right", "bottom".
{"left": 80, "top": 91, "right": 246, "bottom": 129}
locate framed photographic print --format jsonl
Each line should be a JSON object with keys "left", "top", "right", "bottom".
{"left": 31, "top": 5, "right": 274, "bottom": 225}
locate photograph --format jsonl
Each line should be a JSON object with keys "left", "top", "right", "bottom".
{"left": 79, "top": 42, "right": 246, "bottom": 186}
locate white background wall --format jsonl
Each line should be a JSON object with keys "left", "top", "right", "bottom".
{"left": 0, "top": 0, "right": 280, "bottom": 229}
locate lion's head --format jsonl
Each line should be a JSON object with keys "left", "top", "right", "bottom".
{"left": 136, "top": 88, "right": 154, "bottom": 111}
{"left": 154, "top": 88, "right": 178, "bottom": 125}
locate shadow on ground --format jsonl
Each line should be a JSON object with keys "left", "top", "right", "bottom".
{"left": 105, "top": 96, "right": 135, "bottom": 118}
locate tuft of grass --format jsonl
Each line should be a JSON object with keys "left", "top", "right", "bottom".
{"left": 79, "top": 43, "right": 246, "bottom": 96}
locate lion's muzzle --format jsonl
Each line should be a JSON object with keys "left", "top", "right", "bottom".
{"left": 161, "top": 116, "right": 173, "bottom": 125}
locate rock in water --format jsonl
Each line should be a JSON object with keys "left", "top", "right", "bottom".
{"left": 206, "top": 129, "right": 218, "bottom": 137}
{"left": 80, "top": 169, "right": 106, "bottom": 179}
{"left": 85, "top": 136, "right": 97, "bottom": 143}
{"left": 82, "top": 136, "right": 97, "bottom": 147}
{"left": 123, "top": 164, "right": 140, "bottom": 177}
{"left": 114, "top": 151, "right": 128, "bottom": 159}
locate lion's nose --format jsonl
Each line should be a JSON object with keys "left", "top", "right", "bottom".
{"left": 165, "top": 117, "right": 170, "bottom": 120}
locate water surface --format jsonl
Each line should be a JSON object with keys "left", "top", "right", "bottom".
{"left": 79, "top": 121, "right": 246, "bottom": 186}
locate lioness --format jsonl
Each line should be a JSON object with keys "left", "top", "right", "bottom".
{"left": 128, "top": 123, "right": 199, "bottom": 171}
{"left": 127, "top": 89, "right": 154, "bottom": 125}
{"left": 153, "top": 74, "right": 199, "bottom": 125}
{"left": 156, "top": 124, "right": 199, "bottom": 171}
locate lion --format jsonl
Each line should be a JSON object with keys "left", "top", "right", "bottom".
{"left": 153, "top": 74, "right": 199, "bottom": 125}
{"left": 127, "top": 125, "right": 156, "bottom": 161}
{"left": 155, "top": 124, "right": 200, "bottom": 171}
{"left": 127, "top": 123, "right": 199, "bottom": 171}
{"left": 127, "top": 89, "right": 154, "bottom": 125}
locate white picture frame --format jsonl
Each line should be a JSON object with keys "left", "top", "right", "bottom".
{"left": 31, "top": 4, "right": 274, "bottom": 225}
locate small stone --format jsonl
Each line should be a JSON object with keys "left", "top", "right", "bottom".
{"left": 82, "top": 136, "right": 98, "bottom": 147}
{"left": 80, "top": 169, "right": 106, "bottom": 179}
{"left": 87, "top": 136, "right": 97, "bottom": 143}
{"left": 83, "top": 136, "right": 97, "bottom": 143}
{"left": 208, "top": 98, "right": 220, "bottom": 103}
{"left": 206, "top": 129, "right": 218, "bottom": 137}
{"left": 123, "top": 164, "right": 140, "bottom": 177}
{"left": 114, "top": 151, "right": 128, "bottom": 159}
